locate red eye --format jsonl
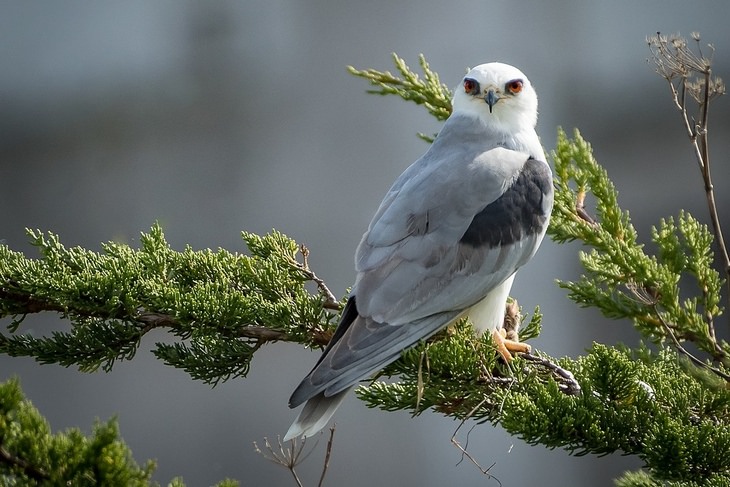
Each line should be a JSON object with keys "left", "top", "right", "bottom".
{"left": 507, "top": 79, "right": 523, "bottom": 94}
{"left": 463, "top": 78, "right": 479, "bottom": 95}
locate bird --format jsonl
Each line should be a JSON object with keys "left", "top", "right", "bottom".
{"left": 284, "top": 62, "right": 553, "bottom": 440}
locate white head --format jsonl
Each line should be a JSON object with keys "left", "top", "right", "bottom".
{"left": 451, "top": 63, "right": 538, "bottom": 134}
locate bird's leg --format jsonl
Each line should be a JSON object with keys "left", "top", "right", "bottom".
{"left": 492, "top": 299, "right": 531, "bottom": 362}
{"left": 491, "top": 328, "right": 531, "bottom": 362}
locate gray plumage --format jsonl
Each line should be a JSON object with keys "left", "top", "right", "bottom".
{"left": 285, "top": 62, "right": 553, "bottom": 440}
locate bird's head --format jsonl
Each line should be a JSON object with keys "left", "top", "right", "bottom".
{"left": 452, "top": 62, "right": 538, "bottom": 132}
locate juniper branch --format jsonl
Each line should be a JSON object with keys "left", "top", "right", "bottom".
{"left": 0, "top": 224, "right": 337, "bottom": 383}
{"left": 548, "top": 127, "right": 729, "bottom": 376}
{"left": 0, "top": 378, "right": 238, "bottom": 486}
{"left": 348, "top": 53, "right": 452, "bottom": 141}
{"left": 357, "top": 321, "right": 730, "bottom": 483}
{"left": 648, "top": 32, "right": 730, "bottom": 323}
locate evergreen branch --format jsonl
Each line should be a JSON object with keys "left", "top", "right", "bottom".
{"left": 0, "top": 377, "right": 238, "bottom": 486}
{"left": 616, "top": 470, "right": 730, "bottom": 487}
{"left": 0, "top": 378, "right": 155, "bottom": 486}
{"left": 357, "top": 323, "right": 730, "bottom": 483}
{"left": 0, "top": 224, "right": 338, "bottom": 383}
{"left": 347, "top": 53, "right": 453, "bottom": 131}
{"left": 548, "top": 128, "right": 729, "bottom": 376}
{"left": 652, "top": 302, "right": 730, "bottom": 381}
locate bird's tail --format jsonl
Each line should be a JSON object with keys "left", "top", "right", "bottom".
{"left": 283, "top": 389, "right": 349, "bottom": 441}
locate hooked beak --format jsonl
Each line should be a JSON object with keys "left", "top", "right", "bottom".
{"left": 485, "top": 89, "right": 499, "bottom": 113}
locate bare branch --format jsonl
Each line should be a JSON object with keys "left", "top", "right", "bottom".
{"left": 648, "top": 32, "right": 730, "bottom": 328}
{"left": 317, "top": 426, "right": 336, "bottom": 487}
{"left": 450, "top": 398, "right": 502, "bottom": 486}
{"left": 575, "top": 190, "right": 599, "bottom": 227}
{"left": 294, "top": 245, "right": 341, "bottom": 311}
{"left": 254, "top": 427, "right": 337, "bottom": 487}
{"left": 253, "top": 436, "right": 305, "bottom": 487}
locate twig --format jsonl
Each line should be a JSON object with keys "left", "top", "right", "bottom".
{"left": 317, "top": 425, "right": 336, "bottom": 487}
{"left": 521, "top": 352, "right": 582, "bottom": 396}
{"left": 575, "top": 190, "right": 598, "bottom": 227}
{"left": 450, "top": 398, "right": 502, "bottom": 486}
{"left": 0, "top": 290, "right": 333, "bottom": 348}
{"left": 415, "top": 344, "right": 431, "bottom": 411}
{"left": 682, "top": 68, "right": 730, "bottom": 319}
{"left": 648, "top": 32, "right": 730, "bottom": 325}
{"left": 626, "top": 282, "right": 727, "bottom": 365}
{"left": 136, "top": 310, "right": 335, "bottom": 347}
{"left": 653, "top": 304, "right": 730, "bottom": 382}
{"left": 135, "top": 311, "right": 179, "bottom": 329}
{"left": 451, "top": 397, "right": 502, "bottom": 486}
{"left": 296, "top": 245, "right": 341, "bottom": 310}
{"left": 254, "top": 426, "right": 337, "bottom": 487}
{"left": 253, "top": 435, "right": 306, "bottom": 487}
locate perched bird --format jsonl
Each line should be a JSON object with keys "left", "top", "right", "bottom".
{"left": 285, "top": 62, "right": 553, "bottom": 440}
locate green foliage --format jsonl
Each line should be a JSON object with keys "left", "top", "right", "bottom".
{"left": 359, "top": 309, "right": 543, "bottom": 418}
{"left": 549, "top": 128, "right": 728, "bottom": 367}
{"left": 360, "top": 331, "right": 730, "bottom": 484}
{"left": 0, "top": 378, "right": 238, "bottom": 486}
{"left": 348, "top": 53, "right": 453, "bottom": 142}
{"left": 616, "top": 470, "right": 730, "bottom": 487}
{"left": 517, "top": 302, "right": 543, "bottom": 342}
{"left": 0, "top": 224, "right": 337, "bottom": 384}
{"left": 359, "top": 320, "right": 503, "bottom": 417}
{"left": 0, "top": 377, "right": 153, "bottom": 485}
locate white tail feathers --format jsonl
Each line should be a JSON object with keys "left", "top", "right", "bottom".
{"left": 283, "top": 389, "right": 349, "bottom": 441}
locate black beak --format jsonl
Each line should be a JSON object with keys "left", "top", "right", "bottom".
{"left": 485, "top": 89, "right": 499, "bottom": 113}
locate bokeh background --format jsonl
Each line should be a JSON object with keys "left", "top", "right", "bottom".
{"left": 2, "top": 1, "right": 730, "bottom": 485}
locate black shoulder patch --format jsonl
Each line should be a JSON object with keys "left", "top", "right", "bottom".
{"left": 459, "top": 158, "right": 551, "bottom": 248}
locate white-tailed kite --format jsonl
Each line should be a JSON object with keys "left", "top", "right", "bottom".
{"left": 285, "top": 62, "right": 553, "bottom": 440}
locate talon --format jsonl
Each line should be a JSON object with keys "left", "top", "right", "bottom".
{"left": 491, "top": 329, "right": 530, "bottom": 362}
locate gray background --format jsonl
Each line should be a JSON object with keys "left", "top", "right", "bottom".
{"left": 2, "top": 1, "right": 730, "bottom": 486}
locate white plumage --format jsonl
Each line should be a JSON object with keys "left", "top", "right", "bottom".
{"left": 285, "top": 62, "right": 553, "bottom": 440}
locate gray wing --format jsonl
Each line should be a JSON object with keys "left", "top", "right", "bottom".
{"left": 289, "top": 117, "right": 552, "bottom": 407}
{"left": 289, "top": 299, "right": 461, "bottom": 406}
{"left": 354, "top": 139, "right": 551, "bottom": 325}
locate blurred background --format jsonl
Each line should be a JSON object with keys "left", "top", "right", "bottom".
{"left": 2, "top": 1, "right": 730, "bottom": 485}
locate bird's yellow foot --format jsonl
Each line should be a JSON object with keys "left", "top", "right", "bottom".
{"left": 491, "top": 328, "right": 531, "bottom": 363}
